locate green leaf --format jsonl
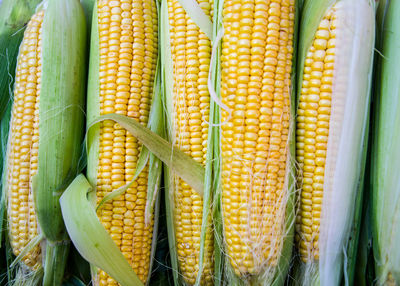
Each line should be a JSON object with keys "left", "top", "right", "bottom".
{"left": 90, "top": 113, "right": 205, "bottom": 196}
{"left": 372, "top": 0, "right": 400, "bottom": 283}
{"left": 35, "top": 0, "right": 86, "bottom": 242}
{"left": 60, "top": 174, "right": 143, "bottom": 286}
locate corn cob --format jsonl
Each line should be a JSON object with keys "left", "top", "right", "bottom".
{"left": 295, "top": 0, "right": 375, "bottom": 284}
{"left": 295, "top": 8, "right": 335, "bottom": 262}
{"left": 6, "top": 9, "right": 44, "bottom": 269}
{"left": 86, "top": 0, "right": 158, "bottom": 284}
{"left": 220, "top": 0, "right": 296, "bottom": 278}
{"left": 3, "top": 0, "right": 86, "bottom": 283}
{"left": 166, "top": 0, "right": 214, "bottom": 284}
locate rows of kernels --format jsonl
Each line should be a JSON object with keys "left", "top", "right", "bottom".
{"left": 96, "top": 0, "right": 158, "bottom": 284}
{"left": 296, "top": 8, "right": 335, "bottom": 262}
{"left": 6, "top": 10, "right": 44, "bottom": 269}
{"left": 168, "top": 0, "right": 214, "bottom": 284}
{"left": 221, "top": 0, "right": 295, "bottom": 276}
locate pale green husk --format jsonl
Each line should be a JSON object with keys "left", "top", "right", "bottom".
{"left": 60, "top": 175, "right": 143, "bottom": 286}
{"left": 295, "top": 0, "right": 376, "bottom": 285}
{"left": 33, "top": 0, "right": 86, "bottom": 284}
{"left": 372, "top": 0, "right": 400, "bottom": 284}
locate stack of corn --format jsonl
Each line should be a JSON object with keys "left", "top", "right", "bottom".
{"left": 295, "top": 0, "right": 375, "bottom": 284}
{"left": 2, "top": 0, "right": 86, "bottom": 284}
{"left": 86, "top": 0, "right": 159, "bottom": 284}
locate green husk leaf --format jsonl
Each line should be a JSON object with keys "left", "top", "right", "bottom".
{"left": 86, "top": 2, "right": 100, "bottom": 188}
{"left": 80, "top": 0, "right": 96, "bottom": 32}
{"left": 176, "top": 0, "right": 212, "bottom": 39}
{"left": 0, "top": 101, "right": 12, "bottom": 245}
{"left": 211, "top": 1, "right": 224, "bottom": 284}
{"left": 35, "top": 0, "right": 86, "bottom": 242}
{"left": 145, "top": 44, "right": 164, "bottom": 224}
{"left": 91, "top": 113, "right": 205, "bottom": 196}
{"left": 160, "top": 0, "right": 180, "bottom": 284}
{"left": 62, "top": 276, "right": 87, "bottom": 286}
{"left": 163, "top": 169, "right": 180, "bottom": 285}
{"left": 60, "top": 174, "right": 143, "bottom": 286}
{"left": 29, "top": 0, "right": 87, "bottom": 284}
{"left": 372, "top": 0, "right": 400, "bottom": 284}
{"left": 344, "top": 109, "right": 370, "bottom": 285}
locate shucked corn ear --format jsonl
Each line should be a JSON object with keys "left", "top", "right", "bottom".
{"left": 165, "top": 0, "right": 214, "bottom": 284}
{"left": 295, "top": 0, "right": 375, "bottom": 284}
{"left": 372, "top": 0, "right": 400, "bottom": 284}
{"left": 86, "top": 0, "right": 158, "bottom": 284}
{"left": 2, "top": 0, "right": 86, "bottom": 284}
{"left": 219, "top": 0, "right": 297, "bottom": 282}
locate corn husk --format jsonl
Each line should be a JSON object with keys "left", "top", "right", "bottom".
{"left": 294, "top": 0, "right": 375, "bottom": 285}
{"left": 371, "top": 0, "right": 400, "bottom": 284}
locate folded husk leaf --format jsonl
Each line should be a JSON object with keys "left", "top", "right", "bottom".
{"left": 372, "top": 0, "right": 400, "bottom": 284}
{"left": 60, "top": 175, "right": 143, "bottom": 286}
